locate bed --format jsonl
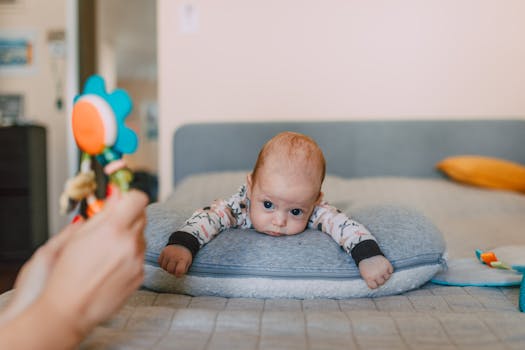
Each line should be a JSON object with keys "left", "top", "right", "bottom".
{"left": 2, "top": 119, "right": 525, "bottom": 349}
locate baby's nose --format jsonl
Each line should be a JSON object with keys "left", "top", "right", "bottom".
{"left": 272, "top": 212, "right": 286, "bottom": 226}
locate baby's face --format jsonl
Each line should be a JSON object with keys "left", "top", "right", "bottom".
{"left": 247, "top": 169, "right": 322, "bottom": 236}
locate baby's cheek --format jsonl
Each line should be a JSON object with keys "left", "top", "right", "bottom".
{"left": 287, "top": 219, "right": 309, "bottom": 235}
{"left": 249, "top": 211, "right": 264, "bottom": 230}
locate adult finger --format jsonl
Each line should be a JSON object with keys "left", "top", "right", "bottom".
{"left": 43, "top": 220, "right": 84, "bottom": 252}
{"left": 109, "top": 190, "right": 148, "bottom": 229}
{"left": 129, "top": 211, "right": 147, "bottom": 236}
{"left": 17, "top": 219, "right": 84, "bottom": 281}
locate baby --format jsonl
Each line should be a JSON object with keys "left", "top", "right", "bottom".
{"left": 159, "top": 131, "right": 393, "bottom": 289}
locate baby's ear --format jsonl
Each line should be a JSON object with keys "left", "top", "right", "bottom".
{"left": 316, "top": 191, "right": 324, "bottom": 205}
{"left": 246, "top": 173, "right": 253, "bottom": 195}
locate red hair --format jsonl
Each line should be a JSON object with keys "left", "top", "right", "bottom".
{"left": 251, "top": 131, "right": 326, "bottom": 187}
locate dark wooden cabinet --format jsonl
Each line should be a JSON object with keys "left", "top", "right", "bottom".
{"left": 0, "top": 125, "right": 48, "bottom": 261}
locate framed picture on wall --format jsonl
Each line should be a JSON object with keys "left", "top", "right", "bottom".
{"left": 0, "top": 0, "right": 26, "bottom": 12}
{"left": 0, "top": 30, "right": 36, "bottom": 76}
{"left": 0, "top": 94, "right": 24, "bottom": 125}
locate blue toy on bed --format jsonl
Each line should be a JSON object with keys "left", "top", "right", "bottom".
{"left": 432, "top": 246, "right": 525, "bottom": 312}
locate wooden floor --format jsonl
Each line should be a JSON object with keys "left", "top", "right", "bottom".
{"left": 0, "top": 262, "right": 22, "bottom": 294}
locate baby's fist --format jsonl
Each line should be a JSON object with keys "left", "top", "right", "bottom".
{"left": 358, "top": 255, "right": 394, "bottom": 289}
{"left": 158, "top": 245, "right": 193, "bottom": 277}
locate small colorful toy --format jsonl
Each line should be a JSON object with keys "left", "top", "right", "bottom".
{"left": 476, "top": 249, "right": 512, "bottom": 269}
{"left": 60, "top": 75, "right": 138, "bottom": 219}
{"left": 476, "top": 248, "right": 525, "bottom": 312}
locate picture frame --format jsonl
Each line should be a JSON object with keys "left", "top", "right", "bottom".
{"left": 0, "top": 94, "right": 24, "bottom": 125}
{"left": 0, "top": 29, "right": 36, "bottom": 76}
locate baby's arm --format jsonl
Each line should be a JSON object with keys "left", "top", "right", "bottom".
{"left": 358, "top": 255, "right": 393, "bottom": 289}
{"left": 160, "top": 185, "right": 248, "bottom": 277}
{"left": 159, "top": 205, "right": 232, "bottom": 277}
{"left": 158, "top": 245, "right": 193, "bottom": 277}
{"left": 309, "top": 203, "right": 393, "bottom": 289}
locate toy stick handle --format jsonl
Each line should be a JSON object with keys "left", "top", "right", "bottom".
{"left": 80, "top": 152, "right": 92, "bottom": 173}
{"left": 512, "top": 265, "right": 525, "bottom": 312}
{"left": 80, "top": 152, "right": 104, "bottom": 217}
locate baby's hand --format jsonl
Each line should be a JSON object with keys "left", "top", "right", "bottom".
{"left": 158, "top": 245, "right": 193, "bottom": 277}
{"left": 358, "top": 255, "right": 394, "bottom": 289}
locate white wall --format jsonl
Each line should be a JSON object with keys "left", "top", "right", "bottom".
{"left": 0, "top": 0, "right": 69, "bottom": 235}
{"left": 158, "top": 0, "right": 525, "bottom": 200}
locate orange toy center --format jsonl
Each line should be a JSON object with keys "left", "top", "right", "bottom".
{"left": 72, "top": 100, "right": 106, "bottom": 155}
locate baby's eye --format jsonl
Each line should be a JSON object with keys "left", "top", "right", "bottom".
{"left": 290, "top": 208, "right": 303, "bottom": 216}
{"left": 263, "top": 201, "right": 274, "bottom": 210}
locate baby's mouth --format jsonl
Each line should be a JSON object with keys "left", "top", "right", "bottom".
{"left": 266, "top": 230, "right": 285, "bottom": 237}
{"left": 266, "top": 231, "right": 281, "bottom": 236}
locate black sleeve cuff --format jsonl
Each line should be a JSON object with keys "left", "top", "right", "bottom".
{"left": 351, "top": 240, "right": 384, "bottom": 265}
{"left": 167, "top": 231, "right": 200, "bottom": 259}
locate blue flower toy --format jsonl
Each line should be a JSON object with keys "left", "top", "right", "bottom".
{"left": 61, "top": 75, "right": 138, "bottom": 219}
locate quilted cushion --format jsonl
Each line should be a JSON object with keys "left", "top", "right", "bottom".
{"left": 141, "top": 173, "right": 447, "bottom": 298}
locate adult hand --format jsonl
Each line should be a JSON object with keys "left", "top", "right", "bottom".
{"left": 0, "top": 222, "right": 81, "bottom": 326}
{"left": 37, "top": 189, "right": 148, "bottom": 337}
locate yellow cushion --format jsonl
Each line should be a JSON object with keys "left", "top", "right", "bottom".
{"left": 436, "top": 155, "right": 525, "bottom": 193}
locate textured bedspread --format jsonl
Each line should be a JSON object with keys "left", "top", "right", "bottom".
{"left": 2, "top": 285, "right": 523, "bottom": 349}
{"left": 1, "top": 174, "right": 524, "bottom": 349}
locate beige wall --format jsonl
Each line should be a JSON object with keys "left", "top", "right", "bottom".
{"left": 158, "top": 0, "right": 525, "bottom": 200}
{"left": 3, "top": 0, "right": 525, "bottom": 224}
{"left": 0, "top": 0, "right": 69, "bottom": 234}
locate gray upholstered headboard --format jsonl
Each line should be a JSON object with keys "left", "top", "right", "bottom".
{"left": 172, "top": 120, "right": 525, "bottom": 186}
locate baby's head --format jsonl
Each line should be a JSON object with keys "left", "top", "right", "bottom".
{"left": 247, "top": 131, "right": 326, "bottom": 236}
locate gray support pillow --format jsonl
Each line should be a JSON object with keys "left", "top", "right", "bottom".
{"left": 142, "top": 203, "right": 446, "bottom": 299}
